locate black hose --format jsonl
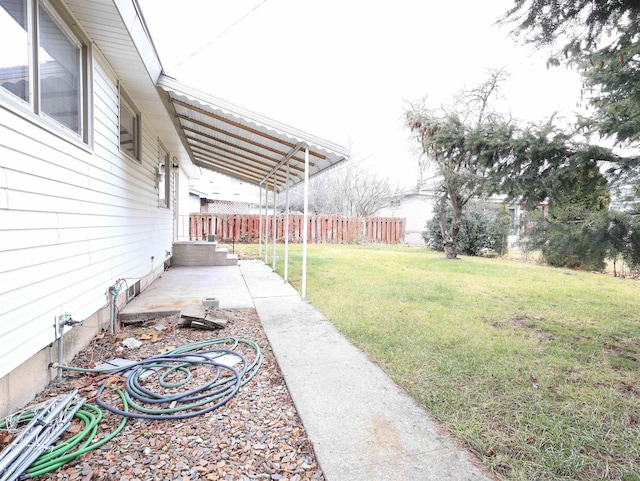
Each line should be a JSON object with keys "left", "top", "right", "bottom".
{"left": 93, "top": 349, "right": 250, "bottom": 420}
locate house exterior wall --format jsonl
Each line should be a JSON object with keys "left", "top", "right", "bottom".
{"left": 376, "top": 194, "right": 435, "bottom": 246}
{"left": 0, "top": 49, "right": 179, "bottom": 416}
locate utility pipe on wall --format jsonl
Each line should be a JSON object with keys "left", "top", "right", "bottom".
{"left": 55, "top": 314, "right": 83, "bottom": 380}
{"left": 108, "top": 284, "right": 119, "bottom": 333}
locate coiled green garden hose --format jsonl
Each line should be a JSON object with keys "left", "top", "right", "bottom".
{"left": 3, "top": 336, "right": 262, "bottom": 477}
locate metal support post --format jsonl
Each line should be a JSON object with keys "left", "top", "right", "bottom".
{"left": 284, "top": 161, "right": 290, "bottom": 282}
{"left": 272, "top": 186, "right": 277, "bottom": 271}
{"left": 302, "top": 146, "right": 310, "bottom": 300}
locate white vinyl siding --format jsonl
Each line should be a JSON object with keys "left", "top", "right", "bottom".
{"left": 0, "top": 53, "right": 175, "bottom": 379}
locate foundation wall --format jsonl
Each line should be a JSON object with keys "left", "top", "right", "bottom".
{"left": 0, "top": 263, "right": 166, "bottom": 419}
{"left": 0, "top": 308, "right": 108, "bottom": 419}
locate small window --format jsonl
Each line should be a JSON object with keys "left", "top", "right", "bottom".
{"left": 119, "top": 89, "right": 140, "bottom": 161}
{"left": 158, "top": 143, "right": 170, "bottom": 208}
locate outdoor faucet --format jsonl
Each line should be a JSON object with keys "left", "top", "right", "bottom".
{"left": 62, "top": 314, "right": 84, "bottom": 327}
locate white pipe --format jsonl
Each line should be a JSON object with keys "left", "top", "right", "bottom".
{"left": 284, "top": 161, "right": 290, "bottom": 282}
{"left": 302, "top": 146, "right": 310, "bottom": 300}
{"left": 0, "top": 399, "right": 57, "bottom": 475}
{"left": 265, "top": 181, "right": 270, "bottom": 265}
{"left": 272, "top": 185, "right": 277, "bottom": 271}
{"left": 0, "top": 391, "right": 82, "bottom": 481}
{"left": 258, "top": 185, "right": 263, "bottom": 259}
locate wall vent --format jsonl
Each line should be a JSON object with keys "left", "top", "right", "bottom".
{"left": 126, "top": 281, "right": 141, "bottom": 303}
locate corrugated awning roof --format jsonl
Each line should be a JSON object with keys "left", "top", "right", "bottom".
{"left": 157, "top": 75, "right": 349, "bottom": 191}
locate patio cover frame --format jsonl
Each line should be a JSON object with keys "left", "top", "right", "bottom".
{"left": 157, "top": 75, "right": 350, "bottom": 298}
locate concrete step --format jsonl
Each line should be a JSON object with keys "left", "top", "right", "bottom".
{"left": 220, "top": 253, "right": 238, "bottom": 266}
{"left": 172, "top": 242, "right": 238, "bottom": 266}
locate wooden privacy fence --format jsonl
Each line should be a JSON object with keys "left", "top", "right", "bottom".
{"left": 189, "top": 214, "right": 406, "bottom": 244}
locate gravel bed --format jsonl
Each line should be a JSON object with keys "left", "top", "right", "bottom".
{"left": 14, "top": 309, "right": 325, "bottom": 481}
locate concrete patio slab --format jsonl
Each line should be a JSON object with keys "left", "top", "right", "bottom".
{"left": 119, "top": 260, "right": 496, "bottom": 481}
{"left": 119, "top": 266, "right": 253, "bottom": 320}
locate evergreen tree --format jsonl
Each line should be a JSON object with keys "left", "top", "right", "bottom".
{"left": 489, "top": 118, "right": 624, "bottom": 209}
{"left": 502, "top": 1, "right": 640, "bottom": 58}
{"left": 406, "top": 70, "right": 513, "bottom": 259}
{"left": 524, "top": 209, "right": 640, "bottom": 272}
{"left": 502, "top": 0, "right": 640, "bottom": 148}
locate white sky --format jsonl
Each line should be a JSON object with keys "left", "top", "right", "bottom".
{"left": 137, "top": 0, "right": 585, "bottom": 188}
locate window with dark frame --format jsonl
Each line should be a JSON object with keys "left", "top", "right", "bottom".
{"left": 158, "top": 143, "right": 170, "bottom": 208}
{"left": 119, "top": 89, "right": 140, "bottom": 161}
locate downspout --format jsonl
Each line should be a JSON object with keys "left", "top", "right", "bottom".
{"left": 302, "top": 146, "right": 310, "bottom": 300}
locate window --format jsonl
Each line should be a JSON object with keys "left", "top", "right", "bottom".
{"left": 0, "top": 0, "right": 88, "bottom": 140}
{"left": 0, "top": 0, "right": 29, "bottom": 103}
{"left": 119, "top": 89, "right": 140, "bottom": 161}
{"left": 39, "top": 5, "right": 81, "bottom": 132}
{"left": 158, "top": 143, "right": 170, "bottom": 208}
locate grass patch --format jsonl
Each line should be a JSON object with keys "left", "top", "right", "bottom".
{"left": 259, "top": 243, "right": 640, "bottom": 481}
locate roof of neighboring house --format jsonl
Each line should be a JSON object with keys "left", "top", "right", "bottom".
{"left": 157, "top": 75, "right": 350, "bottom": 192}
{"left": 189, "top": 188, "right": 209, "bottom": 199}
{"left": 190, "top": 172, "right": 260, "bottom": 204}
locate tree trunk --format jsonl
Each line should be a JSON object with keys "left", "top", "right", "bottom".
{"left": 437, "top": 192, "right": 458, "bottom": 259}
{"left": 449, "top": 192, "right": 463, "bottom": 255}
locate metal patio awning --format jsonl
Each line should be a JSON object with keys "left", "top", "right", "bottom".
{"left": 157, "top": 74, "right": 349, "bottom": 189}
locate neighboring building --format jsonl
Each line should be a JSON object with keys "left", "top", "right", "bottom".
{"left": 375, "top": 177, "right": 440, "bottom": 246}
{"left": 190, "top": 171, "right": 261, "bottom": 214}
{"left": 503, "top": 201, "right": 549, "bottom": 250}
{"left": 376, "top": 190, "right": 436, "bottom": 246}
{"left": 0, "top": 0, "right": 348, "bottom": 417}
{"left": 376, "top": 179, "right": 548, "bottom": 250}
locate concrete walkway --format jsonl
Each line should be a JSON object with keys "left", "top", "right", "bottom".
{"left": 120, "top": 261, "right": 495, "bottom": 481}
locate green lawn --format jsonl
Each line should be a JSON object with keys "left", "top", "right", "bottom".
{"left": 239, "top": 243, "right": 640, "bottom": 480}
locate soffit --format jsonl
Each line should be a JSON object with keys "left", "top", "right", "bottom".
{"left": 62, "top": 0, "right": 197, "bottom": 176}
{"left": 157, "top": 75, "right": 349, "bottom": 191}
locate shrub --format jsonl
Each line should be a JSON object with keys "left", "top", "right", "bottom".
{"left": 423, "top": 201, "right": 511, "bottom": 256}
{"left": 523, "top": 208, "right": 640, "bottom": 271}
